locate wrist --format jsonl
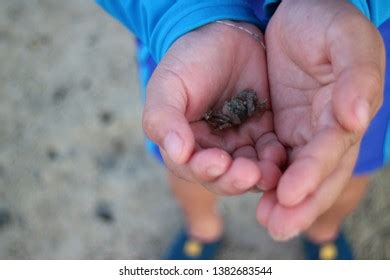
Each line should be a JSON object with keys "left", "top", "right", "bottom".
{"left": 151, "top": 2, "right": 264, "bottom": 62}
{"left": 215, "top": 20, "right": 265, "bottom": 49}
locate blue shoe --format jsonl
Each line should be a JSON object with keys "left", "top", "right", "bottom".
{"left": 164, "top": 229, "right": 223, "bottom": 260}
{"left": 302, "top": 231, "right": 354, "bottom": 260}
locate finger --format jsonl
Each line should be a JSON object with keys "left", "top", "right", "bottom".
{"left": 204, "top": 157, "right": 261, "bottom": 195}
{"left": 189, "top": 148, "right": 232, "bottom": 182}
{"left": 232, "top": 145, "right": 258, "bottom": 160}
{"left": 143, "top": 67, "right": 195, "bottom": 164}
{"left": 255, "top": 132, "right": 287, "bottom": 167}
{"left": 257, "top": 160, "right": 282, "bottom": 191}
{"left": 253, "top": 132, "right": 286, "bottom": 191}
{"left": 233, "top": 144, "right": 283, "bottom": 191}
{"left": 256, "top": 190, "right": 277, "bottom": 227}
{"left": 329, "top": 11, "right": 385, "bottom": 133}
{"left": 264, "top": 145, "right": 358, "bottom": 241}
{"left": 276, "top": 127, "right": 356, "bottom": 207}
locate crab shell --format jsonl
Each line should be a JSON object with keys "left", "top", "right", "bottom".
{"left": 203, "top": 89, "right": 267, "bottom": 130}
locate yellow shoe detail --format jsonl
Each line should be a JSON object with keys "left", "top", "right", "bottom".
{"left": 319, "top": 243, "right": 338, "bottom": 260}
{"left": 184, "top": 239, "right": 203, "bottom": 257}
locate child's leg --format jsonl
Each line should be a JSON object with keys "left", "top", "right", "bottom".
{"left": 168, "top": 171, "right": 224, "bottom": 241}
{"left": 304, "top": 175, "right": 370, "bottom": 243}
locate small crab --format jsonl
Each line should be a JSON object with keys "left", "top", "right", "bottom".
{"left": 203, "top": 89, "right": 268, "bottom": 130}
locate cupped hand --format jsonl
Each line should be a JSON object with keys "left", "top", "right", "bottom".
{"left": 143, "top": 22, "right": 286, "bottom": 195}
{"left": 257, "top": 0, "right": 385, "bottom": 240}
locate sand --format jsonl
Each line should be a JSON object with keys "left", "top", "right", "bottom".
{"left": 0, "top": 0, "right": 389, "bottom": 259}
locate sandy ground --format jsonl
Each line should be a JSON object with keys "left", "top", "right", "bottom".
{"left": 0, "top": 0, "right": 389, "bottom": 259}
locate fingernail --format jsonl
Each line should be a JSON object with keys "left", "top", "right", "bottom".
{"left": 256, "top": 177, "right": 270, "bottom": 191}
{"left": 354, "top": 99, "right": 370, "bottom": 130}
{"left": 285, "top": 192, "right": 306, "bottom": 207}
{"left": 256, "top": 183, "right": 267, "bottom": 191}
{"left": 207, "top": 165, "right": 225, "bottom": 177}
{"left": 250, "top": 186, "right": 263, "bottom": 193}
{"left": 164, "top": 132, "right": 183, "bottom": 163}
{"left": 271, "top": 229, "right": 300, "bottom": 242}
{"left": 233, "top": 180, "right": 253, "bottom": 192}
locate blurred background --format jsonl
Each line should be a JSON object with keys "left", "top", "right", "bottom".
{"left": 0, "top": 0, "right": 390, "bottom": 259}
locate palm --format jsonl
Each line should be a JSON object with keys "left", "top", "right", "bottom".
{"left": 267, "top": 13, "right": 338, "bottom": 150}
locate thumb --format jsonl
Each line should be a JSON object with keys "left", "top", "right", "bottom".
{"left": 142, "top": 67, "right": 195, "bottom": 164}
{"left": 332, "top": 66, "right": 384, "bottom": 135}
{"left": 329, "top": 10, "right": 385, "bottom": 134}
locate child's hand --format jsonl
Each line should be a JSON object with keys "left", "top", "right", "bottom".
{"left": 143, "top": 22, "right": 286, "bottom": 195}
{"left": 257, "top": 0, "right": 385, "bottom": 240}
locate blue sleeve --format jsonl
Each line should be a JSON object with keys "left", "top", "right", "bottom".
{"left": 96, "top": 0, "right": 390, "bottom": 63}
{"left": 260, "top": 0, "right": 390, "bottom": 28}
{"left": 96, "top": 0, "right": 269, "bottom": 63}
{"left": 348, "top": 0, "right": 390, "bottom": 28}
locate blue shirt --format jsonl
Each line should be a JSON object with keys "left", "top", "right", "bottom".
{"left": 96, "top": 0, "right": 390, "bottom": 63}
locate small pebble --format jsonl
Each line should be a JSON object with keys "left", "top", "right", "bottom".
{"left": 95, "top": 202, "right": 114, "bottom": 223}
{"left": 99, "top": 111, "right": 113, "bottom": 125}
{"left": 52, "top": 86, "right": 69, "bottom": 104}
{"left": 47, "top": 147, "right": 58, "bottom": 161}
{"left": 7, "top": 5, "right": 24, "bottom": 20}
{"left": 0, "top": 164, "right": 5, "bottom": 177}
{"left": 0, "top": 208, "right": 11, "bottom": 229}
{"left": 96, "top": 155, "right": 117, "bottom": 171}
{"left": 28, "top": 34, "right": 52, "bottom": 50}
{"left": 88, "top": 33, "right": 99, "bottom": 47}
{"left": 112, "top": 139, "right": 126, "bottom": 155}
